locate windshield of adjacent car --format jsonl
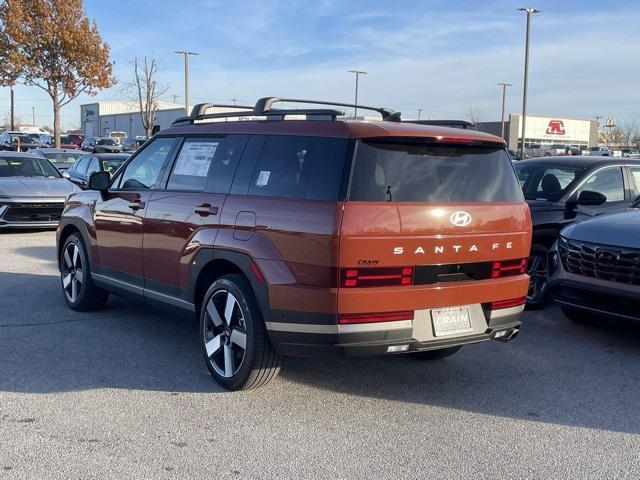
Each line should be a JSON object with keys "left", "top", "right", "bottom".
{"left": 349, "top": 142, "right": 523, "bottom": 202}
{"left": 97, "top": 138, "right": 116, "bottom": 145}
{"left": 0, "top": 156, "right": 61, "bottom": 178}
{"left": 44, "top": 152, "right": 84, "bottom": 164}
{"left": 514, "top": 162, "right": 585, "bottom": 202}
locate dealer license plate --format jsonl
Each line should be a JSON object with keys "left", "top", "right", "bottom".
{"left": 431, "top": 307, "right": 473, "bottom": 337}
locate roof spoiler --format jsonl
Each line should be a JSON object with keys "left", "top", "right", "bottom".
{"left": 404, "top": 120, "right": 475, "bottom": 129}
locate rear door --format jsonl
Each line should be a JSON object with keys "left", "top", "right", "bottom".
{"left": 93, "top": 137, "right": 179, "bottom": 285}
{"left": 142, "top": 135, "right": 249, "bottom": 298}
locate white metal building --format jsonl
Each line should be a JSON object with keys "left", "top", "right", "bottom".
{"left": 80, "top": 101, "right": 185, "bottom": 139}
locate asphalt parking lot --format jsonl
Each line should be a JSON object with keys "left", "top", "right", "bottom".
{"left": 1, "top": 231, "right": 639, "bottom": 479}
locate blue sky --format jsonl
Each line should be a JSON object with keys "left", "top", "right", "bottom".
{"left": 2, "top": 0, "right": 638, "bottom": 129}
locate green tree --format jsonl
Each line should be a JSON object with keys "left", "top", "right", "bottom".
{"left": 0, "top": 0, "right": 115, "bottom": 146}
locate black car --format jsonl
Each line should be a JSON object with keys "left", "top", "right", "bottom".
{"left": 0, "top": 132, "right": 40, "bottom": 152}
{"left": 513, "top": 156, "right": 640, "bottom": 307}
{"left": 546, "top": 206, "right": 640, "bottom": 325}
{"left": 28, "top": 148, "right": 85, "bottom": 172}
{"left": 80, "top": 137, "right": 122, "bottom": 153}
{"left": 64, "top": 153, "right": 130, "bottom": 189}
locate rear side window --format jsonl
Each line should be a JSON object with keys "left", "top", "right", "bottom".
{"left": 248, "top": 135, "right": 348, "bottom": 200}
{"left": 349, "top": 142, "right": 523, "bottom": 203}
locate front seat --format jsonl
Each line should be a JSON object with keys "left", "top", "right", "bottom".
{"left": 540, "top": 174, "right": 562, "bottom": 199}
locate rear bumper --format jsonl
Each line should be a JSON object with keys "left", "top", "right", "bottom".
{"left": 266, "top": 305, "right": 523, "bottom": 357}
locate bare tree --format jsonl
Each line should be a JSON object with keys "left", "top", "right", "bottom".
{"left": 466, "top": 106, "right": 482, "bottom": 124}
{"left": 619, "top": 116, "right": 640, "bottom": 147}
{"left": 128, "top": 56, "right": 169, "bottom": 139}
{"left": 599, "top": 127, "right": 625, "bottom": 147}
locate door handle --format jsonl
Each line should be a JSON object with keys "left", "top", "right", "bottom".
{"left": 194, "top": 203, "right": 218, "bottom": 216}
{"left": 128, "top": 200, "right": 146, "bottom": 210}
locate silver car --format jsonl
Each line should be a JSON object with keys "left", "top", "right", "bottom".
{"left": 0, "top": 152, "right": 80, "bottom": 229}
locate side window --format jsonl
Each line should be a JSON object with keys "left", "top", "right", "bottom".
{"left": 75, "top": 156, "right": 90, "bottom": 176}
{"left": 629, "top": 166, "right": 640, "bottom": 196}
{"left": 87, "top": 157, "right": 100, "bottom": 176}
{"left": 166, "top": 138, "right": 221, "bottom": 191}
{"left": 575, "top": 167, "right": 624, "bottom": 202}
{"left": 118, "top": 137, "right": 178, "bottom": 190}
{"left": 247, "top": 136, "right": 348, "bottom": 200}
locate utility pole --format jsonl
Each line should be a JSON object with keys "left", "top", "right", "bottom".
{"left": 518, "top": 7, "right": 541, "bottom": 157}
{"left": 348, "top": 70, "right": 367, "bottom": 119}
{"left": 174, "top": 50, "right": 198, "bottom": 115}
{"left": 418, "top": 108, "right": 423, "bottom": 120}
{"left": 10, "top": 83, "right": 15, "bottom": 130}
{"left": 497, "top": 82, "right": 512, "bottom": 139}
{"left": 231, "top": 98, "right": 239, "bottom": 106}
{"left": 171, "top": 94, "right": 180, "bottom": 104}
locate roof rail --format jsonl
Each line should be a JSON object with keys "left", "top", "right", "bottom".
{"left": 171, "top": 97, "right": 401, "bottom": 126}
{"left": 172, "top": 103, "right": 255, "bottom": 126}
{"left": 254, "top": 97, "right": 400, "bottom": 121}
{"left": 405, "top": 119, "right": 475, "bottom": 129}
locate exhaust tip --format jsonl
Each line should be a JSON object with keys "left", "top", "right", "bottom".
{"left": 493, "top": 328, "right": 519, "bottom": 342}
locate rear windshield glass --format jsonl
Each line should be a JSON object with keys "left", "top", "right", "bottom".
{"left": 349, "top": 141, "right": 522, "bottom": 203}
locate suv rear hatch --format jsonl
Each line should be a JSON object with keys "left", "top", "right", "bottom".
{"left": 338, "top": 139, "right": 531, "bottom": 316}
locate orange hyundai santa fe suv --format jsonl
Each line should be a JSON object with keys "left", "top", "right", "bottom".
{"left": 57, "top": 97, "right": 532, "bottom": 390}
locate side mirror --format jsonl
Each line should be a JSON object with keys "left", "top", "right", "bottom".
{"left": 568, "top": 190, "right": 607, "bottom": 207}
{"left": 62, "top": 171, "right": 70, "bottom": 179}
{"left": 88, "top": 170, "right": 110, "bottom": 192}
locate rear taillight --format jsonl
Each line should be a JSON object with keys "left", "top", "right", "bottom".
{"left": 338, "top": 310, "right": 414, "bottom": 324}
{"left": 491, "top": 297, "right": 526, "bottom": 310}
{"left": 341, "top": 267, "right": 413, "bottom": 288}
{"left": 492, "top": 258, "right": 527, "bottom": 278}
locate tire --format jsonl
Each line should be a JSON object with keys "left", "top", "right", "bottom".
{"left": 60, "top": 233, "right": 109, "bottom": 311}
{"left": 410, "top": 345, "right": 462, "bottom": 360}
{"left": 200, "top": 274, "right": 280, "bottom": 391}
{"left": 526, "top": 244, "right": 549, "bottom": 310}
{"left": 561, "top": 307, "right": 600, "bottom": 325}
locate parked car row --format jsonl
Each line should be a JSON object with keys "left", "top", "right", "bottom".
{"left": 514, "top": 156, "right": 640, "bottom": 306}
{"left": 0, "top": 149, "right": 129, "bottom": 228}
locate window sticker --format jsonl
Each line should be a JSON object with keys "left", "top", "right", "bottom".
{"left": 256, "top": 170, "right": 271, "bottom": 187}
{"left": 173, "top": 141, "right": 219, "bottom": 177}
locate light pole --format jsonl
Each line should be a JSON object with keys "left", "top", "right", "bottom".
{"left": 174, "top": 50, "right": 198, "bottom": 115}
{"left": 10, "top": 83, "right": 14, "bottom": 131}
{"left": 31, "top": 106, "right": 35, "bottom": 126}
{"left": 348, "top": 70, "right": 367, "bottom": 118}
{"left": 518, "top": 7, "right": 541, "bottom": 157}
{"left": 418, "top": 108, "right": 423, "bottom": 120}
{"left": 497, "top": 82, "right": 512, "bottom": 139}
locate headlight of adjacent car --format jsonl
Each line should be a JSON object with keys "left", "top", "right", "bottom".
{"left": 548, "top": 241, "right": 559, "bottom": 274}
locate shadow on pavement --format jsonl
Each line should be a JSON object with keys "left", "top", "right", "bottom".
{"left": 2, "top": 270, "right": 640, "bottom": 434}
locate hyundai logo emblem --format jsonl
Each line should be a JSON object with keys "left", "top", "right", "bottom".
{"left": 595, "top": 250, "right": 617, "bottom": 266}
{"left": 450, "top": 211, "right": 472, "bottom": 227}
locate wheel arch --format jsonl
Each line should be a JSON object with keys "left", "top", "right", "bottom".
{"left": 57, "top": 220, "right": 93, "bottom": 270}
{"left": 190, "top": 249, "right": 270, "bottom": 323}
